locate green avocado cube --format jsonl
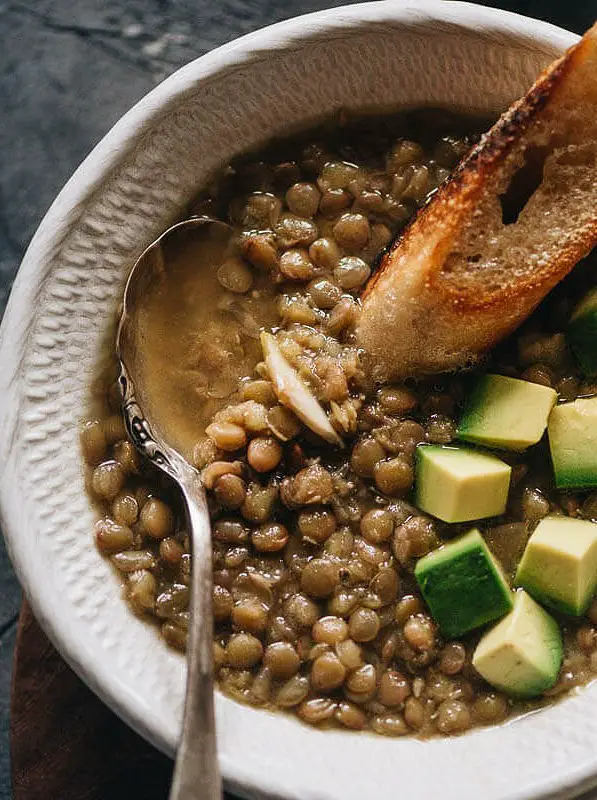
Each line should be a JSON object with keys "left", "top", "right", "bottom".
{"left": 473, "top": 590, "right": 563, "bottom": 698}
{"left": 458, "top": 374, "right": 556, "bottom": 452}
{"left": 548, "top": 396, "right": 597, "bottom": 489}
{"left": 516, "top": 515, "right": 597, "bottom": 615}
{"left": 414, "top": 529, "right": 514, "bottom": 637}
{"left": 415, "top": 445, "right": 511, "bottom": 523}
{"left": 568, "top": 287, "right": 597, "bottom": 376}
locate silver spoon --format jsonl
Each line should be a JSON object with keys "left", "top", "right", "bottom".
{"left": 117, "top": 217, "right": 231, "bottom": 800}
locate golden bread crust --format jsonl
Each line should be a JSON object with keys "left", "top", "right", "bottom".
{"left": 358, "top": 24, "right": 597, "bottom": 378}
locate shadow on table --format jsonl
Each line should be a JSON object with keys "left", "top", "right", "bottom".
{"left": 12, "top": 603, "right": 170, "bottom": 800}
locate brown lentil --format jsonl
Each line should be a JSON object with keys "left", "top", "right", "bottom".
{"left": 92, "top": 461, "right": 125, "bottom": 500}
{"left": 577, "top": 625, "right": 597, "bottom": 652}
{"left": 214, "top": 518, "right": 249, "bottom": 544}
{"left": 214, "top": 474, "right": 247, "bottom": 509}
{"left": 241, "top": 232, "right": 279, "bottom": 271}
{"left": 226, "top": 633, "right": 264, "bottom": 669}
{"left": 274, "top": 674, "right": 310, "bottom": 708}
{"left": 335, "top": 701, "right": 367, "bottom": 730}
{"left": 140, "top": 498, "right": 174, "bottom": 540}
{"left": 112, "top": 492, "right": 139, "bottom": 527}
{"left": 111, "top": 550, "right": 155, "bottom": 573}
{"left": 332, "top": 213, "right": 370, "bottom": 252}
{"left": 251, "top": 522, "right": 289, "bottom": 553}
{"left": 240, "top": 380, "right": 277, "bottom": 406}
{"left": 312, "top": 616, "right": 348, "bottom": 645}
{"left": 128, "top": 570, "right": 157, "bottom": 613}
{"left": 264, "top": 642, "right": 300, "bottom": 679}
{"left": 346, "top": 663, "right": 377, "bottom": 695}
{"left": 350, "top": 437, "right": 386, "bottom": 478}
{"left": 378, "top": 670, "right": 410, "bottom": 707}
{"left": 81, "top": 420, "right": 107, "bottom": 465}
{"left": 103, "top": 415, "right": 127, "bottom": 444}
{"left": 298, "top": 697, "right": 338, "bottom": 725}
{"left": 335, "top": 640, "right": 363, "bottom": 674}
{"left": 266, "top": 405, "right": 301, "bottom": 441}
{"left": 522, "top": 488, "right": 550, "bottom": 522}
{"left": 371, "top": 713, "right": 409, "bottom": 737}
{"left": 284, "top": 594, "right": 320, "bottom": 629}
{"left": 201, "top": 460, "right": 244, "bottom": 490}
{"left": 282, "top": 465, "right": 334, "bottom": 507}
{"left": 286, "top": 182, "right": 320, "bottom": 218}
{"left": 370, "top": 568, "right": 400, "bottom": 605}
{"left": 326, "top": 296, "right": 357, "bottom": 336}
{"left": 378, "top": 387, "right": 417, "bottom": 415}
{"left": 307, "top": 277, "right": 342, "bottom": 310}
{"left": 348, "top": 608, "right": 381, "bottom": 643}
{"left": 393, "top": 516, "right": 438, "bottom": 564}
{"left": 319, "top": 187, "right": 352, "bottom": 216}
{"left": 298, "top": 508, "right": 336, "bottom": 543}
{"left": 373, "top": 457, "right": 414, "bottom": 495}
{"left": 395, "top": 595, "right": 425, "bottom": 625}
{"left": 436, "top": 700, "right": 472, "bottom": 735}
{"left": 404, "top": 697, "right": 426, "bottom": 730}
{"left": 473, "top": 693, "right": 510, "bottom": 723}
{"left": 231, "top": 599, "right": 268, "bottom": 634}
{"left": 439, "top": 642, "right": 466, "bottom": 675}
{"left": 403, "top": 615, "right": 436, "bottom": 652}
{"left": 360, "top": 509, "right": 394, "bottom": 543}
{"left": 275, "top": 214, "right": 318, "bottom": 249}
{"left": 240, "top": 483, "right": 278, "bottom": 523}
{"left": 309, "top": 237, "right": 341, "bottom": 270}
{"left": 334, "top": 256, "right": 370, "bottom": 290}
{"left": 205, "top": 421, "right": 247, "bottom": 451}
{"left": 159, "top": 537, "right": 184, "bottom": 565}
{"left": 279, "top": 249, "right": 316, "bottom": 281}
{"left": 217, "top": 257, "right": 253, "bottom": 293}
{"left": 95, "top": 518, "right": 134, "bottom": 554}
{"left": 213, "top": 585, "right": 234, "bottom": 621}
{"left": 162, "top": 622, "right": 187, "bottom": 651}
{"left": 311, "top": 652, "right": 347, "bottom": 692}
{"left": 247, "top": 437, "right": 283, "bottom": 472}
{"left": 301, "top": 558, "right": 340, "bottom": 599}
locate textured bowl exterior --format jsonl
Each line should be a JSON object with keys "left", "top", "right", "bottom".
{"left": 0, "top": 2, "right": 591, "bottom": 798}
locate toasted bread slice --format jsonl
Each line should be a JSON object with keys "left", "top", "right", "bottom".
{"left": 357, "top": 23, "right": 597, "bottom": 380}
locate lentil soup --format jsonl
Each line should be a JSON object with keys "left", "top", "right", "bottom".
{"left": 84, "top": 109, "right": 597, "bottom": 738}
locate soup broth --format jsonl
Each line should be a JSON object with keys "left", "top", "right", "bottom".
{"left": 83, "top": 109, "right": 597, "bottom": 738}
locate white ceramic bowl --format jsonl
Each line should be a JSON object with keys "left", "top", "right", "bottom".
{"left": 1, "top": 2, "right": 592, "bottom": 798}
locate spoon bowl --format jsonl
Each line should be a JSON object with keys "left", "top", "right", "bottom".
{"left": 117, "top": 216, "right": 234, "bottom": 462}
{"left": 117, "top": 216, "right": 231, "bottom": 800}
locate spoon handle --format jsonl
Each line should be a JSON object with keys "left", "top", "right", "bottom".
{"left": 169, "top": 468, "right": 222, "bottom": 800}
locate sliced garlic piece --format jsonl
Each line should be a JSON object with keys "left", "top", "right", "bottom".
{"left": 260, "top": 332, "right": 343, "bottom": 447}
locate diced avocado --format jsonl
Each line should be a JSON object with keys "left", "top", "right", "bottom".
{"left": 415, "top": 445, "right": 511, "bottom": 523}
{"left": 472, "top": 590, "right": 563, "bottom": 698}
{"left": 548, "top": 396, "right": 597, "bottom": 489}
{"left": 516, "top": 515, "right": 597, "bottom": 615}
{"left": 458, "top": 374, "right": 556, "bottom": 452}
{"left": 414, "top": 529, "right": 514, "bottom": 638}
{"left": 568, "top": 287, "right": 597, "bottom": 376}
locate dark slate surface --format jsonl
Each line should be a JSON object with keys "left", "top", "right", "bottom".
{"left": 0, "top": 2, "right": 596, "bottom": 799}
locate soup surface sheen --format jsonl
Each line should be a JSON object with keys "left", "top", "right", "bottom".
{"left": 84, "top": 109, "right": 597, "bottom": 738}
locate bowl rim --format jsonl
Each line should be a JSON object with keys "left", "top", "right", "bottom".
{"left": 0, "top": 2, "right": 584, "bottom": 798}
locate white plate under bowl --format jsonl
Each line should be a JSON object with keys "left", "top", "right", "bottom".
{"left": 0, "top": 2, "right": 592, "bottom": 798}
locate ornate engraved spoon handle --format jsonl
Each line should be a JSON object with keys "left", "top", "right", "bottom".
{"left": 119, "top": 370, "right": 221, "bottom": 800}
{"left": 169, "top": 465, "right": 221, "bottom": 800}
